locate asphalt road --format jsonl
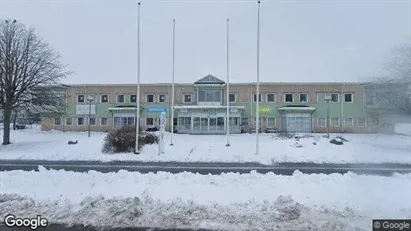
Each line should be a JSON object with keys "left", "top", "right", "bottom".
{"left": 1, "top": 159, "right": 411, "bottom": 176}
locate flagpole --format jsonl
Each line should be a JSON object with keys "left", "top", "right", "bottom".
{"left": 255, "top": 0, "right": 261, "bottom": 155}
{"left": 170, "top": 18, "right": 175, "bottom": 146}
{"left": 134, "top": 2, "right": 141, "bottom": 154}
{"left": 225, "top": 18, "right": 230, "bottom": 147}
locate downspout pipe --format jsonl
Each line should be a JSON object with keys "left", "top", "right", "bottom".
{"left": 341, "top": 82, "right": 346, "bottom": 133}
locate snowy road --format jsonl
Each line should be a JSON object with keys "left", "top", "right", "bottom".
{"left": 1, "top": 160, "right": 411, "bottom": 176}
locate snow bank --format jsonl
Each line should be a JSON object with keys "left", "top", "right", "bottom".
{"left": 0, "top": 194, "right": 365, "bottom": 230}
{"left": 395, "top": 123, "right": 411, "bottom": 136}
{"left": 0, "top": 125, "right": 410, "bottom": 164}
{"left": 0, "top": 169, "right": 410, "bottom": 230}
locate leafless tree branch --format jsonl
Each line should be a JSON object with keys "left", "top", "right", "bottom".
{"left": 0, "top": 19, "right": 71, "bottom": 145}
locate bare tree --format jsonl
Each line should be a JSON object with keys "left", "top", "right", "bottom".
{"left": 374, "top": 42, "right": 411, "bottom": 114}
{"left": 0, "top": 19, "right": 70, "bottom": 145}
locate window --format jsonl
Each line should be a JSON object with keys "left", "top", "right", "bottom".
{"left": 331, "top": 93, "right": 339, "bottom": 102}
{"left": 344, "top": 93, "right": 353, "bottom": 103}
{"left": 130, "top": 94, "right": 137, "bottom": 103}
{"left": 317, "top": 118, "right": 326, "bottom": 127}
{"left": 101, "top": 118, "right": 108, "bottom": 126}
{"left": 146, "top": 118, "right": 154, "bottom": 126}
{"left": 158, "top": 94, "right": 167, "bottom": 103}
{"left": 113, "top": 117, "right": 135, "bottom": 128}
{"left": 77, "top": 95, "right": 85, "bottom": 103}
{"left": 198, "top": 90, "right": 221, "bottom": 103}
{"left": 89, "top": 118, "right": 96, "bottom": 126}
{"left": 344, "top": 118, "right": 353, "bottom": 127}
{"left": 267, "top": 118, "right": 275, "bottom": 127}
{"left": 253, "top": 93, "right": 262, "bottom": 102}
{"left": 358, "top": 118, "right": 366, "bottom": 127}
{"left": 54, "top": 118, "right": 61, "bottom": 125}
{"left": 101, "top": 95, "right": 108, "bottom": 103}
{"left": 65, "top": 118, "right": 72, "bottom": 126}
{"left": 146, "top": 94, "right": 154, "bottom": 103}
{"left": 229, "top": 93, "right": 236, "bottom": 103}
{"left": 117, "top": 95, "right": 125, "bottom": 103}
{"left": 330, "top": 118, "right": 340, "bottom": 127}
{"left": 317, "top": 93, "right": 339, "bottom": 103}
{"left": 253, "top": 118, "right": 263, "bottom": 126}
{"left": 299, "top": 93, "right": 308, "bottom": 102}
{"left": 241, "top": 118, "right": 249, "bottom": 126}
{"left": 77, "top": 117, "right": 84, "bottom": 126}
{"left": 266, "top": 93, "right": 276, "bottom": 102}
{"left": 284, "top": 93, "right": 293, "bottom": 102}
{"left": 184, "top": 94, "right": 192, "bottom": 103}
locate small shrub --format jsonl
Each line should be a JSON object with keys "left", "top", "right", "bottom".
{"left": 277, "top": 131, "right": 296, "bottom": 139}
{"left": 335, "top": 135, "right": 349, "bottom": 142}
{"left": 102, "top": 126, "right": 159, "bottom": 153}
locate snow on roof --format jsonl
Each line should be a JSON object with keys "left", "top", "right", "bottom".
{"left": 108, "top": 107, "right": 138, "bottom": 111}
{"left": 277, "top": 106, "right": 316, "bottom": 111}
{"left": 174, "top": 105, "right": 245, "bottom": 109}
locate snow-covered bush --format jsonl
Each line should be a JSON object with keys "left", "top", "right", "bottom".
{"left": 102, "top": 126, "right": 158, "bottom": 153}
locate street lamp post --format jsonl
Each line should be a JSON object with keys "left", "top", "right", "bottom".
{"left": 87, "top": 95, "right": 94, "bottom": 138}
{"left": 324, "top": 94, "right": 331, "bottom": 138}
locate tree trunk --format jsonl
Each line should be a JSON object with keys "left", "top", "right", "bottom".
{"left": 2, "top": 106, "right": 12, "bottom": 145}
{"left": 12, "top": 113, "right": 17, "bottom": 130}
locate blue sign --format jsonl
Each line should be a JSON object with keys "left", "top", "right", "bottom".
{"left": 147, "top": 107, "right": 167, "bottom": 113}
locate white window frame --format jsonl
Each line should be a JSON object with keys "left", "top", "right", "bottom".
{"left": 344, "top": 93, "right": 354, "bottom": 103}
{"left": 100, "top": 117, "right": 108, "bottom": 126}
{"left": 158, "top": 94, "right": 167, "bottom": 103}
{"left": 299, "top": 93, "right": 309, "bottom": 103}
{"left": 253, "top": 93, "right": 262, "bottom": 103}
{"left": 100, "top": 94, "right": 108, "bottom": 103}
{"left": 65, "top": 118, "right": 72, "bottom": 126}
{"left": 284, "top": 93, "right": 294, "bottom": 103}
{"left": 129, "top": 94, "right": 137, "bottom": 103}
{"left": 89, "top": 117, "right": 96, "bottom": 126}
{"left": 183, "top": 93, "right": 193, "bottom": 103}
{"left": 77, "top": 117, "right": 85, "bottom": 126}
{"left": 116, "top": 94, "right": 125, "bottom": 103}
{"left": 54, "top": 118, "right": 61, "bottom": 126}
{"left": 357, "top": 118, "right": 366, "bottom": 127}
{"left": 317, "top": 93, "right": 326, "bottom": 103}
{"left": 330, "top": 93, "right": 340, "bottom": 103}
{"left": 267, "top": 117, "right": 276, "bottom": 127}
{"left": 146, "top": 94, "right": 155, "bottom": 103}
{"left": 228, "top": 93, "right": 237, "bottom": 103}
{"left": 330, "top": 118, "right": 340, "bottom": 127}
{"left": 344, "top": 118, "right": 354, "bottom": 127}
{"left": 317, "top": 118, "right": 326, "bottom": 127}
{"left": 77, "top": 94, "right": 85, "bottom": 103}
{"left": 266, "top": 93, "right": 276, "bottom": 103}
{"left": 146, "top": 118, "right": 154, "bottom": 126}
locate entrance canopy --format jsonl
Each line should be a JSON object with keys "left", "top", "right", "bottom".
{"left": 277, "top": 106, "right": 316, "bottom": 113}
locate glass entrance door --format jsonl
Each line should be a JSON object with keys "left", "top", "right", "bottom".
{"left": 209, "top": 117, "right": 217, "bottom": 131}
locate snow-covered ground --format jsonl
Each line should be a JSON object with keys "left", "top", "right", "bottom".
{"left": 396, "top": 123, "right": 411, "bottom": 136}
{"left": 0, "top": 125, "right": 410, "bottom": 164}
{"left": 0, "top": 168, "right": 410, "bottom": 230}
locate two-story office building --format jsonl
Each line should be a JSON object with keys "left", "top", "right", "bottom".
{"left": 41, "top": 74, "right": 391, "bottom": 134}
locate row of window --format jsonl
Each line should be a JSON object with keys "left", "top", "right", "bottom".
{"left": 248, "top": 92, "right": 354, "bottom": 103}
{"left": 55, "top": 117, "right": 366, "bottom": 128}
{"left": 77, "top": 93, "right": 170, "bottom": 104}
{"left": 77, "top": 92, "right": 354, "bottom": 104}
{"left": 240, "top": 117, "right": 366, "bottom": 127}
{"left": 54, "top": 117, "right": 159, "bottom": 126}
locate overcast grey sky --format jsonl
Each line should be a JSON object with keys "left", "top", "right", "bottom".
{"left": 1, "top": 0, "right": 410, "bottom": 84}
